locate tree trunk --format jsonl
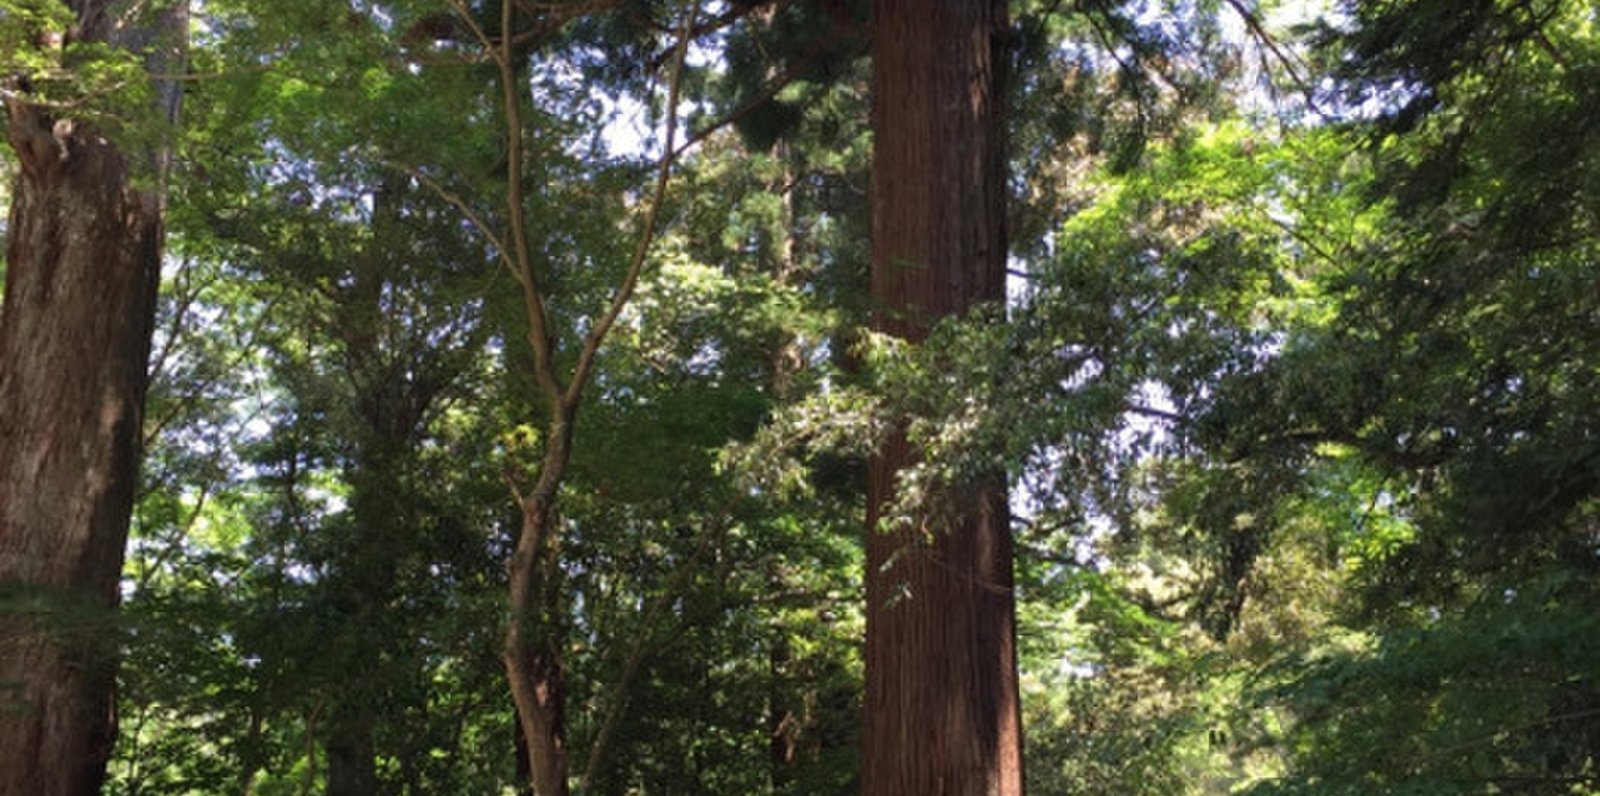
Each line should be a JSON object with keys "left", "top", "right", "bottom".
{"left": 0, "top": 5, "right": 183, "bottom": 795}
{"left": 768, "top": 632, "right": 798, "bottom": 791}
{"left": 505, "top": 626, "right": 567, "bottom": 796}
{"left": 862, "top": 1, "right": 1023, "bottom": 795}
{"left": 504, "top": 419, "right": 575, "bottom": 796}
{"left": 325, "top": 706, "right": 379, "bottom": 796}
{"left": 323, "top": 177, "right": 411, "bottom": 796}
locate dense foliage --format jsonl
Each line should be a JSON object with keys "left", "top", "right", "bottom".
{"left": 2, "top": 0, "right": 1597, "bottom": 793}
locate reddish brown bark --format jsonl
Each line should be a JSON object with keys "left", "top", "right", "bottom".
{"left": 863, "top": 1, "right": 1023, "bottom": 794}
{"left": 0, "top": 6, "right": 183, "bottom": 795}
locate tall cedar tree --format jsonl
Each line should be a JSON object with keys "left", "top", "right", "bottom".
{"left": 0, "top": 3, "right": 184, "bottom": 794}
{"left": 864, "top": 1, "right": 1023, "bottom": 794}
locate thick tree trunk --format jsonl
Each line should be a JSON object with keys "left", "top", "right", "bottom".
{"left": 862, "top": 1, "right": 1023, "bottom": 795}
{"left": 0, "top": 5, "right": 183, "bottom": 795}
{"left": 325, "top": 706, "right": 379, "bottom": 796}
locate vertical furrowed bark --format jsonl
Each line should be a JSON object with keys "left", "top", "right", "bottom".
{"left": 0, "top": 5, "right": 184, "bottom": 794}
{"left": 863, "top": 1, "right": 1023, "bottom": 795}
{"left": 0, "top": 4, "right": 184, "bottom": 794}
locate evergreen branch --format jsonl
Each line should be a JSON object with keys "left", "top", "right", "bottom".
{"left": 444, "top": 0, "right": 502, "bottom": 66}
{"left": 683, "top": 0, "right": 795, "bottom": 40}
{"left": 666, "top": 27, "right": 836, "bottom": 163}
{"left": 1080, "top": 7, "right": 1153, "bottom": 137}
{"left": 1222, "top": 0, "right": 1323, "bottom": 117}
{"left": 502, "top": 0, "right": 630, "bottom": 52}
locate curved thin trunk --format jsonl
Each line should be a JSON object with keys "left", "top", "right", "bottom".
{"left": 504, "top": 416, "right": 575, "bottom": 796}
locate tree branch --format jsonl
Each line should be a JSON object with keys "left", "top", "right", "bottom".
{"left": 667, "top": 28, "right": 838, "bottom": 162}
{"left": 444, "top": 0, "right": 503, "bottom": 66}
{"left": 565, "top": 0, "right": 703, "bottom": 409}
{"left": 496, "top": 0, "right": 565, "bottom": 408}
{"left": 577, "top": 493, "right": 735, "bottom": 795}
{"left": 379, "top": 158, "right": 514, "bottom": 269}
{"left": 1222, "top": 0, "right": 1323, "bottom": 116}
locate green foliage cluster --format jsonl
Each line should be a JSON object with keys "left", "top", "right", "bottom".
{"left": 728, "top": 1, "right": 1600, "bottom": 793}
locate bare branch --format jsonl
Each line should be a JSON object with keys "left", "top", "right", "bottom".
{"left": 145, "top": 257, "right": 204, "bottom": 388}
{"left": 1125, "top": 402, "right": 1186, "bottom": 425}
{"left": 143, "top": 291, "right": 285, "bottom": 451}
{"left": 145, "top": 63, "right": 277, "bottom": 81}
{"left": 377, "top": 158, "right": 521, "bottom": 282}
{"left": 565, "top": 0, "right": 704, "bottom": 408}
{"left": 497, "top": 0, "right": 565, "bottom": 407}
